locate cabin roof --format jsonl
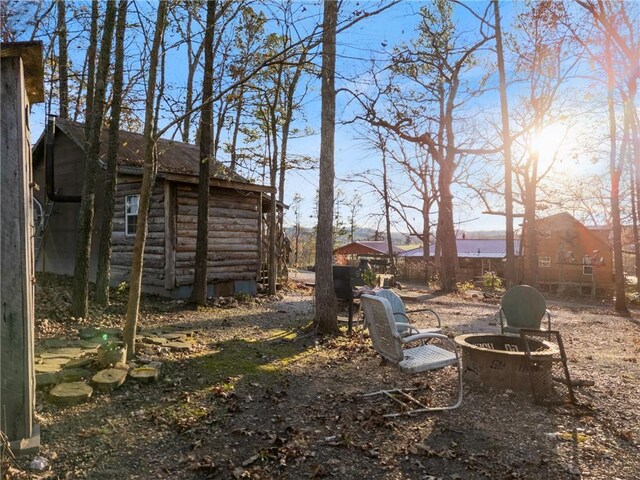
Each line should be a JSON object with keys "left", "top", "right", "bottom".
{"left": 333, "top": 241, "right": 405, "bottom": 256}
{"left": 399, "top": 239, "right": 522, "bottom": 259}
{"left": 33, "top": 118, "right": 272, "bottom": 191}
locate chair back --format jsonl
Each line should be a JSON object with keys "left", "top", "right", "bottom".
{"left": 375, "top": 289, "right": 410, "bottom": 334}
{"left": 501, "top": 285, "right": 547, "bottom": 330}
{"left": 360, "top": 295, "right": 404, "bottom": 363}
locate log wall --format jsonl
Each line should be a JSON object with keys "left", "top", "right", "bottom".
{"left": 110, "top": 177, "right": 166, "bottom": 287}
{"left": 174, "top": 184, "right": 259, "bottom": 287}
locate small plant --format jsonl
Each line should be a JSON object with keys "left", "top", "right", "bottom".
{"left": 98, "top": 339, "right": 123, "bottom": 351}
{"left": 456, "top": 280, "right": 475, "bottom": 293}
{"left": 234, "top": 292, "right": 252, "bottom": 303}
{"left": 115, "top": 281, "right": 129, "bottom": 295}
{"left": 481, "top": 271, "right": 503, "bottom": 292}
{"left": 361, "top": 268, "right": 376, "bottom": 287}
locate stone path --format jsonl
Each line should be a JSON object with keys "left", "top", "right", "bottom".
{"left": 36, "top": 326, "right": 198, "bottom": 405}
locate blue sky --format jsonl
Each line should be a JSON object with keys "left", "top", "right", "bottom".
{"left": 25, "top": 1, "right": 609, "bottom": 238}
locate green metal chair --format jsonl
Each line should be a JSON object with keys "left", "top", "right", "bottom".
{"left": 499, "top": 285, "right": 551, "bottom": 335}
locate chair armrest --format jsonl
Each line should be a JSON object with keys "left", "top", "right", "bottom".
{"left": 406, "top": 308, "right": 442, "bottom": 328}
{"left": 395, "top": 322, "right": 421, "bottom": 335}
{"left": 400, "top": 332, "right": 453, "bottom": 346}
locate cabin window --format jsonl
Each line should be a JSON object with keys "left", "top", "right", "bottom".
{"left": 125, "top": 195, "right": 139, "bottom": 236}
{"left": 539, "top": 256, "right": 551, "bottom": 268}
{"left": 539, "top": 229, "right": 551, "bottom": 239}
{"left": 583, "top": 256, "right": 593, "bottom": 275}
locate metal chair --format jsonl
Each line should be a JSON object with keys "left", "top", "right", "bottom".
{"left": 499, "top": 285, "right": 551, "bottom": 335}
{"left": 360, "top": 294, "right": 463, "bottom": 416}
{"left": 375, "top": 288, "right": 442, "bottom": 337}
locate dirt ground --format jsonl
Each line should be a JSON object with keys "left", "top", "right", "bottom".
{"left": 2, "top": 275, "right": 639, "bottom": 479}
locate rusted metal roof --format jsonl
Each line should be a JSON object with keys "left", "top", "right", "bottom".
{"left": 333, "top": 241, "right": 405, "bottom": 256}
{"left": 47, "top": 118, "right": 251, "bottom": 183}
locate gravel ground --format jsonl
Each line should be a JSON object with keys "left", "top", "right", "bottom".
{"left": 2, "top": 276, "right": 639, "bottom": 479}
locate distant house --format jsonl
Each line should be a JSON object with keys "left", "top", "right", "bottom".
{"left": 531, "top": 212, "right": 614, "bottom": 296}
{"left": 398, "top": 239, "right": 521, "bottom": 282}
{"left": 31, "top": 117, "right": 276, "bottom": 298}
{"left": 333, "top": 241, "right": 405, "bottom": 272}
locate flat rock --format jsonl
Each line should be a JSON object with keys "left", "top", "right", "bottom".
{"left": 41, "top": 348, "right": 83, "bottom": 359}
{"left": 36, "top": 357, "right": 70, "bottom": 366}
{"left": 35, "top": 363, "right": 62, "bottom": 374}
{"left": 92, "top": 368, "right": 127, "bottom": 390}
{"left": 63, "top": 357, "right": 94, "bottom": 369}
{"left": 129, "top": 366, "right": 160, "bottom": 384}
{"left": 78, "top": 340, "right": 102, "bottom": 350}
{"left": 78, "top": 327, "right": 100, "bottom": 340}
{"left": 143, "top": 336, "right": 168, "bottom": 345}
{"left": 36, "top": 373, "right": 59, "bottom": 389}
{"left": 158, "top": 333, "right": 186, "bottom": 340}
{"left": 165, "top": 341, "right": 192, "bottom": 351}
{"left": 49, "top": 382, "right": 93, "bottom": 405}
{"left": 59, "top": 368, "right": 92, "bottom": 382}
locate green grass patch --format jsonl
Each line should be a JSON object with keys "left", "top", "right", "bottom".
{"left": 197, "top": 331, "right": 308, "bottom": 385}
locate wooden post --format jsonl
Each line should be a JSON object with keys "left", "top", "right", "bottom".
{"left": 0, "top": 41, "right": 44, "bottom": 453}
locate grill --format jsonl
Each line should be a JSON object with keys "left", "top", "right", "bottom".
{"left": 333, "top": 266, "right": 364, "bottom": 331}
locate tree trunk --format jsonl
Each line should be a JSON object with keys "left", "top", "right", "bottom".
{"left": 83, "top": 1, "right": 98, "bottom": 136}
{"left": 436, "top": 160, "right": 457, "bottom": 291}
{"left": 123, "top": 0, "right": 168, "bottom": 357}
{"left": 314, "top": 0, "right": 339, "bottom": 335}
{"left": 56, "top": 0, "right": 68, "bottom": 119}
{"left": 493, "top": 0, "right": 515, "bottom": 288}
{"left": 382, "top": 147, "right": 395, "bottom": 273}
{"left": 604, "top": 33, "right": 628, "bottom": 314}
{"left": 95, "top": 0, "right": 127, "bottom": 306}
{"left": 70, "top": 0, "right": 117, "bottom": 318}
{"left": 190, "top": 0, "right": 216, "bottom": 306}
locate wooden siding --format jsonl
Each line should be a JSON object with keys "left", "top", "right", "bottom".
{"left": 110, "top": 177, "right": 166, "bottom": 287}
{"left": 532, "top": 214, "right": 614, "bottom": 293}
{"left": 175, "top": 184, "right": 259, "bottom": 286}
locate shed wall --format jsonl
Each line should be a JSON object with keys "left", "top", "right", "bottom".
{"left": 175, "top": 184, "right": 259, "bottom": 287}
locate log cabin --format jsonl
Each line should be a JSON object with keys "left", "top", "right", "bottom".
{"left": 529, "top": 212, "right": 614, "bottom": 296}
{"left": 31, "top": 117, "right": 276, "bottom": 298}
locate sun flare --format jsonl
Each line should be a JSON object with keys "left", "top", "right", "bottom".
{"left": 530, "top": 124, "right": 569, "bottom": 171}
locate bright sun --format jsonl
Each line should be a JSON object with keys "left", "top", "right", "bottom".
{"left": 530, "top": 124, "right": 568, "bottom": 172}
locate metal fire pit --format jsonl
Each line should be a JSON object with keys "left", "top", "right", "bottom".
{"left": 454, "top": 334, "right": 558, "bottom": 393}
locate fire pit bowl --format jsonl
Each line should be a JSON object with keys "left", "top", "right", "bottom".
{"left": 454, "top": 334, "right": 558, "bottom": 393}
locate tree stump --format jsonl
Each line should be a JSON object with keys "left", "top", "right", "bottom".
{"left": 92, "top": 368, "right": 127, "bottom": 391}
{"left": 49, "top": 382, "right": 93, "bottom": 405}
{"left": 129, "top": 366, "right": 160, "bottom": 384}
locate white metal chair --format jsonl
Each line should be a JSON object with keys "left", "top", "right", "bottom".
{"left": 360, "top": 294, "right": 463, "bottom": 416}
{"left": 375, "top": 289, "right": 442, "bottom": 336}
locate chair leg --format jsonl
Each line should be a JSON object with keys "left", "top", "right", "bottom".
{"left": 362, "top": 363, "right": 463, "bottom": 417}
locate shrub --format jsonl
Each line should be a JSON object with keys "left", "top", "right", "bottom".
{"left": 482, "top": 271, "right": 503, "bottom": 292}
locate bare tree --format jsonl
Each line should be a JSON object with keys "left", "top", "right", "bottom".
{"left": 123, "top": 0, "right": 168, "bottom": 358}
{"left": 95, "top": 0, "right": 128, "bottom": 306}
{"left": 314, "top": 0, "right": 339, "bottom": 334}
{"left": 493, "top": 0, "right": 515, "bottom": 287}
{"left": 56, "top": 0, "right": 69, "bottom": 119}
{"left": 359, "top": 1, "right": 494, "bottom": 291}
{"left": 190, "top": 0, "right": 217, "bottom": 306}
{"left": 70, "top": 0, "right": 117, "bottom": 318}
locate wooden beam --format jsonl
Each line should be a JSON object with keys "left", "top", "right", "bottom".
{"left": 0, "top": 41, "right": 44, "bottom": 103}
{"left": 0, "top": 54, "right": 39, "bottom": 451}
